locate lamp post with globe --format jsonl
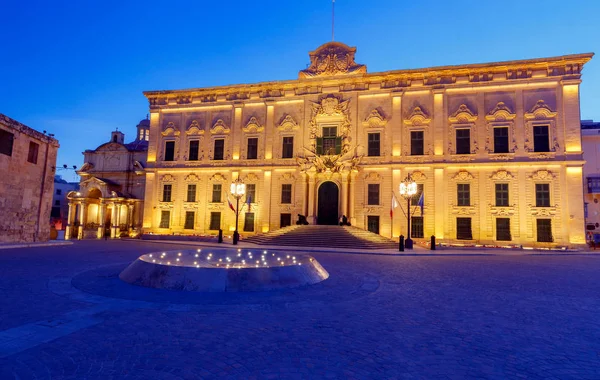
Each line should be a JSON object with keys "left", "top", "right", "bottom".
{"left": 399, "top": 173, "right": 417, "bottom": 249}
{"left": 230, "top": 178, "right": 246, "bottom": 245}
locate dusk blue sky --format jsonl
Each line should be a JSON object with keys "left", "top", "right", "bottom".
{"left": 1, "top": 0, "right": 598, "bottom": 182}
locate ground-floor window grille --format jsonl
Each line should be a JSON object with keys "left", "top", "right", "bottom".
{"left": 244, "top": 213, "right": 255, "bottom": 232}
{"left": 456, "top": 217, "right": 472, "bottom": 240}
{"left": 496, "top": 218, "right": 511, "bottom": 241}
{"left": 159, "top": 211, "right": 170, "bottom": 228}
{"left": 209, "top": 212, "right": 221, "bottom": 231}
{"left": 280, "top": 213, "right": 291, "bottom": 228}
{"left": 411, "top": 216, "right": 424, "bottom": 238}
{"left": 536, "top": 219, "right": 553, "bottom": 242}
{"left": 367, "top": 216, "right": 380, "bottom": 234}
{"left": 184, "top": 211, "right": 195, "bottom": 230}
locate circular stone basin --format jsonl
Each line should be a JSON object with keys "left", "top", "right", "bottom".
{"left": 119, "top": 248, "right": 329, "bottom": 292}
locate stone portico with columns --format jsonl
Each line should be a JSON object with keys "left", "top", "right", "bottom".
{"left": 142, "top": 42, "right": 592, "bottom": 248}
{"left": 66, "top": 119, "right": 148, "bottom": 239}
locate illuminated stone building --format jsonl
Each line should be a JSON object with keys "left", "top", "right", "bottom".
{"left": 582, "top": 119, "right": 600, "bottom": 235}
{"left": 142, "top": 42, "right": 592, "bottom": 248}
{"left": 66, "top": 118, "right": 149, "bottom": 239}
{"left": 0, "top": 113, "right": 59, "bottom": 243}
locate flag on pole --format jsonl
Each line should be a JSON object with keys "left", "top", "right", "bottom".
{"left": 391, "top": 192, "right": 399, "bottom": 218}
{"left": 246, "top": 195, "right": 252, "bottom": 212}
{"left": 417, "top": 192, "right": 424, "bottom": 215}
{"left": 227, "top": 194, "right": 236, "bottom": 213}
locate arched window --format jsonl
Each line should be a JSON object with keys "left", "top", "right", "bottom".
{"left": 113, "top": 135, "right": 118, "bottom": 143}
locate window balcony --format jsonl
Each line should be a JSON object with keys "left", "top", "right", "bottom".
{"left": 587, "top": 177, "right": 600, "bottom": 193}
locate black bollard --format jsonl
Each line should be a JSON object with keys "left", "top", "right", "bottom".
{"left": 218, "top": 229, "right": 223, "bottom": 243}
{"left": 399, "top": 235, "right": 405, "bottom": 252}
{"left": 430, "top": 235, "right": 436, "bottom": 250}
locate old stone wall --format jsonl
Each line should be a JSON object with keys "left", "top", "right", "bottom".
{"left": 0, "top": 114, "right": 59, "bottom": 243}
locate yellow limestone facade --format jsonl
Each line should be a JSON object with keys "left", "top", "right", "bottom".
{"left": 143, "top": 42, "right": 593, "bottom": 248}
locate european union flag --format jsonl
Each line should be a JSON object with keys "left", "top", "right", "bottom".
{"left": 417, "top": 192, "right": 424, "bottom": 215}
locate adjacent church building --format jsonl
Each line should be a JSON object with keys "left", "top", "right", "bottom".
{"left": 65, "top": 118, "right": 149, "bottom": 239}
{"left": 139, "top": 42, "right": 591, "bottom": 248}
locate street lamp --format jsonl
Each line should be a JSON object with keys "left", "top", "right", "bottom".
{"left": 399, "top": 173, "right": 417, "bottom": 249}
{"left": 230, "top": 177, "right": 246, "bottom": 245}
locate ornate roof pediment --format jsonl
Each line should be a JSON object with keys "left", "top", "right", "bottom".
{"left": 362, "top": 109, "right": 387, "bottom": 128}
{"left": 210, "top": 119, "right": 230, "bottom": 135}
{"left": 277, "top": 115, "right": 299, "bottom": 131}
{"left": 486, "top": 102, "right": 516, "bottom": 122}
{"left": 525, "top": 100, "right": 557, "bottom": 120}
{"left": 404, "top": 106, "right": 431, "bottom": 126}
{"left": 299, "top": 42, "right": 367, "bottom": 79}
{"left": 449, "top": 104, "right": 478, "bottom": 123}
{"left": 242, "top": 116, "right": 264, "bottom": 133}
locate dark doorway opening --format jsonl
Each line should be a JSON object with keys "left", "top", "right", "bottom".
{"left": 317, "top": 182, "right": 339, "bottom": 225}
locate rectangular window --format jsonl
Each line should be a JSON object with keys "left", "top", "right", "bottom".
{"left": 367, "top": 216, "right": 380, "bottom": 234}
{"left": 588, "top": 177, "right": 600, "bottom": 193}
{"left": 281, "top": 184, "right": 292, "bottom": 204}
{"left": 246, "top": 184, "right": 256, "bottom": 203}
{"left": 457, "top": 184, "right": 470, "bottom": 206}
{"left": 27, "top": 142, "right": 39, "bottom": 164}
{"left": 495, "top": 183, "right": 509, "bottom": 207}
{"left": 184, "top": 211, "right": 195, "bottom": 230}
{"left": 280, "top": 213, "right": 292, "bottom": 228}
{"left": 162, "top": 184, "right": 172, "bottom": 202}
{"left": 322, "top": 126, "right": 338, "bottom": 155}
{"left": 212, "top": 184, "right": 222, "bottom": 203}
{"left": 535, "top": 184, "right": 550, "bottom": 207}
{"left": 209, "top": 212, "right": 221, "bottom": 230}
{"left": 456, "top": 217, "right": 473, "bottom": 240}
{"left": 186, "top": 184, "right": 196, "bottom": 202}
{"left": 56, "top": 189, "right": 62, "bottom": 195}
{"left": 411, "top": 216, "right": 424, "bottom": 238}
{"left": 188, "top": 140, "right": 199, "bottom": 161}
{"left": 247, "top": 137, "right": 258, "bottom": 159}
{"left": 164, "top": 141, "right": 175, "bottom": 161}
{"left": 213, "top": 139, "right": 224, "bottom": 160}
{"left": 367, "top": 133, "right": 380, "bottom": 157}
{"left": 496, "top": 218, "right": 511, "bottom": 241}
{"left": 282, "top": 136, "right": 294, "bottom": 159}
{"left": 244, "top": 212, "right": 255, "bottom": 232}
{"left": 367, "top": 184, "right": 380, "bottom": 205}
{"left": 54, "top": 200, "right": 60, "bottom": 206}
{"left": 159, "top": 211, "right": 170, "bottom": 228}
{"left": 0, "top": 129, "right": 14, "bottom": 156}
{"left": 493, "top": 127, "right": 509, "bottom": 153}
{"left": 536, "top": 219, "right": 553, "bottom": 242}
{"left": 533, "top": 125, "right": 550, "bottom": 152}
{"left": 456, "top": 129, "right": 471, "bottom": 154}
{"left": 410, "top": 131, "right": 424, "bottom": 156}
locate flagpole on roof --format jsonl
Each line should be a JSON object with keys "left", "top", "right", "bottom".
{"left": 332, "top": 0, "right": 335, "bottom": 41}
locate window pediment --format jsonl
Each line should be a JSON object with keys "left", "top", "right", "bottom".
{"left": 404, "top": 106, "right": 431, "bottom": 126}
{"left": 449, "top": 104, "right": 478, "bottom": 123}
{"left": 277, "top": 115, "right": 299, "bottom": 132}
{"left": 210, "top": 173, "right": 226, "bottom": 182}
{"left": 525, "top": 100, "right": 557, "bottom": 120}
{"left": 362, "top": 109, "right": 387, "bottom": 128}
{"left": 186, "top": 120, "right": 205, "bottom": 135}
{"left": 159, "top": 174, "right": 175, "bottom": 183}
{"left": 452, "top": 170, "right": 475, "bottom": 181}
{"left": 530, "top": 170, "right": 554, "bottom": 181}
{"left": 210, "top": 119, "right": 231, "bottom": 135}
{"left": 242, "top": 117, "right": 264, "bottom": 133}
{"left": 485, "top": 102, "right": 516, "bottom": 122}
{"left": 162, "top": 121, "right": 180, "bottom": 137}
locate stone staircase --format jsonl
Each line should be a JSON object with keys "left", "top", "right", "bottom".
{"left": 243, "top": 225, "right": 398, "bottom": 250}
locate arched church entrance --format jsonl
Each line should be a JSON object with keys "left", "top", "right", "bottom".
{"left": 317, "top": 181, "right": 339, "bottom": 225}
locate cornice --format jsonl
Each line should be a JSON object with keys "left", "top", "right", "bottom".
{"left": 144, "top": 53, "right": 593, "bottom": 104}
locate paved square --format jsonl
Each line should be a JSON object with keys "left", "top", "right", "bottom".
{"left": 0, "top": 241, "right": 599, "bottom": 379}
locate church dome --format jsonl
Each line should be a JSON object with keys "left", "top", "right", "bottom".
{"left": 137, "top": 117, "right": 150, "bottom": 128}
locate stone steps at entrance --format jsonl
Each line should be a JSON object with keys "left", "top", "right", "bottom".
{"left": 243, "top": 225, "right": 397, "bottom": 250}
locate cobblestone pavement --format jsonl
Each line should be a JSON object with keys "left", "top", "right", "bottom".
{"left": 0, "top": 240, "right": 599, "bottom": 379}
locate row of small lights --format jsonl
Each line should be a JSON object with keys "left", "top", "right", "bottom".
{"left": 145, "top": 249, "right": 305, "bottom": 268}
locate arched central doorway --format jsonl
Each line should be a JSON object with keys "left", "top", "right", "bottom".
{"left": 317, "top": 181, "right": 339, "bottom": 225}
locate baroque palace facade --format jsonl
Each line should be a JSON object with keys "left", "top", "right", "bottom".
{"left": 142, "top": 42, "right": 592, "bottom": 248}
